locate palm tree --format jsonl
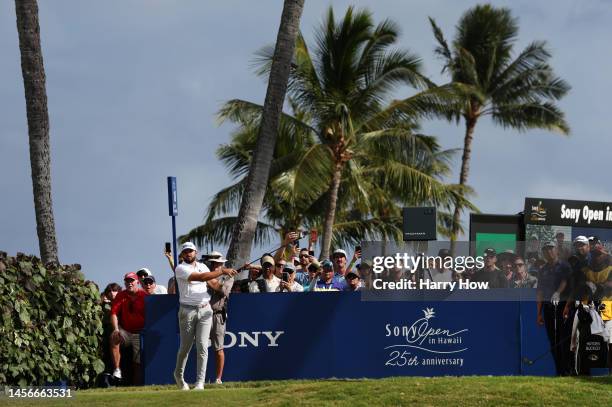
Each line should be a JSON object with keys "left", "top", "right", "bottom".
{"left": 183, "top": 92, "right": 472, "bottom": 255}
{"left": 15, "top": 0, "right": 58, "bottom": 264}
{"left": 226, "top": 0, "right": 305, "bottom": 267}
{"left": 243, "top": 6, "right": 470, "bottom": 259}
{"left": 429, "top": 4, "right": 570, "bottom": 247}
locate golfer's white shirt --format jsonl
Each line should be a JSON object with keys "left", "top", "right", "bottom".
{"left": 175, "top": 261, "right": 211, "bottom": 306}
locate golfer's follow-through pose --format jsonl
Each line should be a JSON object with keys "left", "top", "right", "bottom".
{"left": 173, "top": 242, "right": 236, "bottom": 390}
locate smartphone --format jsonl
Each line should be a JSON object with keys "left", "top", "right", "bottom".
{"left": 309, "top": 250, "right": 315, "bottom": 256}
{"left": 282, "top": 272, "right": 289, "bottom": 282}
{"left": 165, "top": 242, "right": 171, "bottom": 253}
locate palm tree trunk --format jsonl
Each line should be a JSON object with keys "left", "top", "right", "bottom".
{"left": 450, "top": 115, "right": 477, "bottom": 254}
{"left": 15, "top": 0, "right": 58, "bottom": 264}
{"left": 226, "top": 0, "right": 304, "bottom": 267}
{"left": 320, "top": 163, "right": 343, "bottom": 260}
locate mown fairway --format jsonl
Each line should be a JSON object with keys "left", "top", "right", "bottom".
{"left": 2, "top": 376, "right": 611, "bottom": 406}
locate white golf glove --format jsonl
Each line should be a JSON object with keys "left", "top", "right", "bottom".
{"left": 551, "top": 291, "right": 560, "bottom": 306}
{"left": 586, "top": 281, "right": 597, "bottom": 293}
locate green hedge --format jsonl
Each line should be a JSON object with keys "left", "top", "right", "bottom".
{"left": 0, "top": 251, "right": 105, "bottom": 387}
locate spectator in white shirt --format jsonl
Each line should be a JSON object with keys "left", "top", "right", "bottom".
{"left": 142, "top": 275, "right": 167, "bottom": 294}
{"left": 279, "top": 263, "right": 304, "bottom": 292}
{"left": 251, "top": 255, "right": 281, "bottom": 293}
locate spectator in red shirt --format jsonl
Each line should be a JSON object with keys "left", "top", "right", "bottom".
{"left": 110, "top": 272, "right": 147, "bottom": 384}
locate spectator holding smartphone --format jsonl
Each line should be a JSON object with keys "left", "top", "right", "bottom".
{"left": 301, "top": 260, "right": 321, "bottom": 291}
{"left": 279, "top": 263, "right": 304, "bottom": 292}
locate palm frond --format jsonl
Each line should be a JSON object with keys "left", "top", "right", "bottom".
{"left": 428, "top": 17, "right": 452, "bottom": 67}
{"left": 180, "top": 217, "right": 278, "bottom": 248}
{"left": 491, "top": 101, "right": 570, "bottom": 134}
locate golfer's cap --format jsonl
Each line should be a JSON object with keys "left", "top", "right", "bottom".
{"left": 332, "top": 249, "right": 347, "bottom": 258}
{"left": 181, "top": 242, "right": 197, "bottom": 252}
{"left": 542, "top": 241, "right": 556, "bottom": 250}
{"left": 136, "top": 268, "right": 151, "bottom": 278}
{"left": 261, "top": 255, "right": 275, "bottom": 267}
{"left": 124, "top": 272, "right": 138, "bottom": 281}
{"left": 483, "top": 248, "right": 497, "bottom": 257}
{"left": 283, "top": 263, "right": 296, "bottom": 273}
{"left": 322, "top": 260, "right": 334, "bottom": 269}
{"left": 573, "top": 236, "right": 589, "bottom": 246}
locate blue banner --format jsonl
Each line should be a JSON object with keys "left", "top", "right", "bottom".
{"left": 142, "top": 292, "right": 557, "bottom": 384}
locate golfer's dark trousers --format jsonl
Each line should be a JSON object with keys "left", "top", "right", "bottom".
{"left": 543, "top": 301, "right": 571, "bottom": 375}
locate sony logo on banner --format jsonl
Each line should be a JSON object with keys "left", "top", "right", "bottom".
{"left": 223, "top": 331, "right": 284, "bottom": 349}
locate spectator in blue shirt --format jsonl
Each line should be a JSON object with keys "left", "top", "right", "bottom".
{"left": 315, "top": 260, "right": 346, "bottom": 291}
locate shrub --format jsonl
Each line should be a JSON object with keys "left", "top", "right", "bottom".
{"left": 0, "top": 251, "right": 105, "bottom": 387}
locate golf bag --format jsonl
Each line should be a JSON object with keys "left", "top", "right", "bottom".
{"left": 574, "top": 303, "right": 608, "bottom": 374}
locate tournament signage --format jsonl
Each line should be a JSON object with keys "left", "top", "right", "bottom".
{"left": 142, "top": 293, "right": 556, "bottom": 384}
{"left": 524, "top": 197, "right": 612, "bottom": 228}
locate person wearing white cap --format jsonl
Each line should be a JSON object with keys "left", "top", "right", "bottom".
{"left": 251, "top": 255, "right": 281, "bottom": 293}
{"left": 173, "top": 242, "right": 236, "bottom": 390}
{"left": 203, "top": 252, "right": 233, "bottom": 385}
{"left": 332, "top": 248, "right": 349, "bottom": 278}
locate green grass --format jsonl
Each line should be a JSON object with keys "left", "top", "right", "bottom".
{"left": 2, "top": 376, "right": 611, "bottom": 406}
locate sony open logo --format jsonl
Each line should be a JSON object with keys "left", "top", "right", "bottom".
{"left": 223, "top": 331, "right": 284, "bottom": 349}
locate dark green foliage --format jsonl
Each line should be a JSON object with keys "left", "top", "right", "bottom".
{"left": 0, "top": 251, "right": 104, "bottom": 387}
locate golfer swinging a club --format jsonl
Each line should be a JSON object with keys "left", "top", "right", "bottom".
{"left": 173, "top": 242, "right": 237, "bottom": 390}
{"left": 536, "top": 241, "right": 571, "bottom": 375}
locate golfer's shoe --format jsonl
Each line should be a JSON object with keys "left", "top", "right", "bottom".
{"left": 112, "top": 368, "right": 122, "bottom": 380}
{"left": 215, "top": 378, "right": 222, "bottom": 384}
{"left": 174, "top": 372, "right": 189, "bottom": 391}
{"left": 193, "top": 382, "right": 205, "bottom": 390}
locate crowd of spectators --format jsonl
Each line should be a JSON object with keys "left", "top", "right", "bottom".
{"left": 99, "top": 231, "right": 612, "bottom": 384}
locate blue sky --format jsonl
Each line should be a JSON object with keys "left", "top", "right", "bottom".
{"left": 1, "top": 0, "right": 611, "bottom": 289}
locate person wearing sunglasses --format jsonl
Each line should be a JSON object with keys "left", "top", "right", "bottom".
{"left": 512, "top": 256, "right": 537, "bottom": 288}
{"left": 109, "top": 272, "right": 147, "bottom": 384}
{"left": 142, "top": 275, "right": 167, "bottom": 294}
